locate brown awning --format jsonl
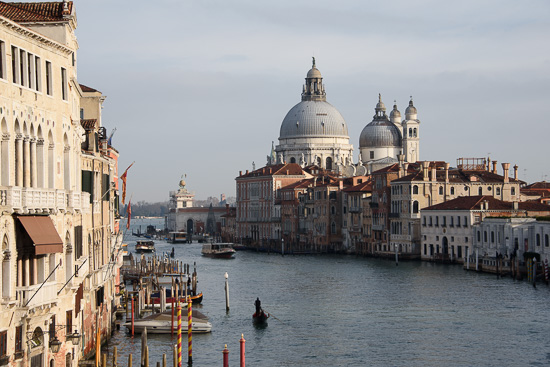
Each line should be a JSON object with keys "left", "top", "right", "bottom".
{"left": 18, "top": 216, "right": 63, "bottom": 255}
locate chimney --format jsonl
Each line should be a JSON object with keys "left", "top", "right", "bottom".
{"left": 239, "top": 171, "right": 242, "bottom": 176}
{"left": 422, "top": 161, "right": 430, "bottom": 181}
{"left": 492, "top": 160, "right": 498, "bottom": 174}
{"left": 485, "top": 200, "right": 489, "bottom": 211}
{"left": 445, "top": 162, "right": 450, "bottom": 183}
{"left": 314, "top": 177, "right": 317, "bottom": 187}
{"left": 502, "top": 163, "right": 510, "bottom": 183}
{"left": 246, "top": 170, "right": 249, "bottom": 175}
{"left": 431, "top": 164, "right": 436, "bottom": 182}
{"left": 487, "top": 157, "right": 491, "bottom": 171}
{"left": 339, "top": 180, "right": 343, "bottom": 190}
{"left": 513, "top": 165, "right": 518, "bottom": 180}
{"left": 403, "top": 162, "right": 409, "bottom": 173}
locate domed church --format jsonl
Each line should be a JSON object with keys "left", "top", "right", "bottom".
{"left": 359, "top": 95, "right": 420, "bottom": 172}
{"left": 267, "top": 59, "right": 421, "bottom": 175}
{"left": 272, "top": 58, "right": 354, "bottom": 170}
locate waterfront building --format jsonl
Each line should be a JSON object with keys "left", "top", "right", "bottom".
{"left": 472, "top": 217, "right": 550, "bottom": 274}
{"left": 390, "top": 158, "right": 523, "bottom": 260}
{"left": 520, "top": 181, "right": 550, "bottom": 205}
{"left": 341, "top": 177, "right": 371, "bottom": 252}
{"left": 0, "top": 2, "right": 121, "bottom": 366}
{"left": 235, "top": 163, "right": 312, "bottom": 246}
{"left": 280, "top": 179, "right": 310, "bottom": 252}
{"left": 273, "top": 59, "right": 353, "bottom": 171}
{"left": 166, "top": 179, "right": 226, "bottom": 235}
{"left": 421, "top": 196, "right": 550, "bottom": 263}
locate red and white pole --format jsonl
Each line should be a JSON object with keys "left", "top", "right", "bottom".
{"left": 188, "top": 297, "right": 193, "bottom": 364}
{"left": 131, "top": 297, "right": 134, "bottom": 337}
{"left": 240, "top": 334, "right": 246, "bottom": 367}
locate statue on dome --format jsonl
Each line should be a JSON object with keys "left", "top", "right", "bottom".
{"left": 312, "top": 56, "right": 316, "bottom": 68}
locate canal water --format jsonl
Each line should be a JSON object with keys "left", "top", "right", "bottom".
{"left": 108, "top": 218, "right": 550, "bottom": 366}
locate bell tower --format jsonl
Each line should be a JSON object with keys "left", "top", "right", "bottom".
{"left": 402, "top": 97, "right": 420, "bottom": 163}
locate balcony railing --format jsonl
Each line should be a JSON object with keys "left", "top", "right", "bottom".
{"left": 369, "top": 202, "right": 379, "bottom": 208}
{"left": 349, "top": 207, "right": 361, "bottom": 213}
{"left": 16, "top": 281, "right": 58, "bottom": 309}
{"left": 0, "top": 187, "right": 90, "bottom": 213}
{"left": 389, "top": 213, "right": 399, "bottom": 218}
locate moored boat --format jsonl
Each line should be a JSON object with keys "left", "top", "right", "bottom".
{"left": 201, "top": 243, "right": 236, "bottom": 259}
{"left": 123, "top": 309, "right": 211, "bottom": 334}
{"left": 135, "top": 240, "right": 155, "bottom": 253}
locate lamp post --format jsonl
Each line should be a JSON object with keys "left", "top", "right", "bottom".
{"left": 281, "top": 238, "right": 285, "bottom": 256}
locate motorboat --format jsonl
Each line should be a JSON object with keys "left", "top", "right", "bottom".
{"left": 123, "top": 309, "right": 211, "bottom": 334}
{"left": 201, "top": 243, "right": 236, "bottom": 259}
{"left": 168, "top": 231, "right": 188, "bottom": 244}
{"left": 135, "top": 240, "right": 155, "bottom": 253}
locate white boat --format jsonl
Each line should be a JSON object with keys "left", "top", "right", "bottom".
{"left": 201, "top": 243, "right": 236, "bottom": 259}
{"left": 135, "top": 240, "right": 155, "bottom": 253}
{"left": 123, "top": 309, "right": 211, "bottom": 334}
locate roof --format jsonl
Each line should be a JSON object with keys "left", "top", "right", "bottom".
{"left": 279, "top": 100, "right": 349, "bottom": 139}
{"left": 392, "top": 166, "right": 523, "bottom": 184}
{"left": 0, "top": 1, "right": 73, "bottom": 23}
{"left": 80, "top": 119, "right": 97, "bottom": 130}
{"left": 80, "top": 84, "right": 100, "bottom": 93}
{"left": 238, "top": 163, "right": 306, "bottom": 178}
{"left": 343, "top": 180, "right": 373, "bottom": 193}
{"left": 523, "top": 181, "right": 550, "bottom": 190}
{"left": 423, "top": 195, "right": 550, "bottom": 212}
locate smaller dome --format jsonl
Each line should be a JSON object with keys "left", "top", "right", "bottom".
{"left": 390, "top": 102, "right": 401, "bottom": 118}
{"left": 375, "top": 93, "right": 386, "bottom": 111}
{"left": 405, "top": 98, "right": 417, "bottom": 116}
{"left": 359, "top": 120, "right": 402, "bottom": 148}
{"left": 307, "top": 67, "right": 322, "bottom": 79}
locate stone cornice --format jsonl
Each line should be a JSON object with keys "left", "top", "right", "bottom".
{"left": 0, "top": 15, "right": 73, "bottom": 55}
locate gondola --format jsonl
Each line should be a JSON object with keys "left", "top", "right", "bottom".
{"left": 252, "top": 309, "right": 269, "bottom": 325}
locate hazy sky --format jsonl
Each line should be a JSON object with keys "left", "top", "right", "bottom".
{"left": 70, "top": 0, "right": 550, "bottom": 202}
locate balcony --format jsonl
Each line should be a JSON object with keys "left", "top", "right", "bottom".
{"left": 0, "top": 187, "right": 90, "bottom": 214}
{"left": 369, "top": 202, "right": 379, "bottom": 208}
{"left": 16, "top": 281, "right": 58, "bottom": 309}
{"left": 372, "top": 224, "right": 385, "bottom": 231}
{"left": 389, "top": 212, "right": 399, "bottom": 218}
{"left": 349, "top": 207, "right": 361, "bottom": 213}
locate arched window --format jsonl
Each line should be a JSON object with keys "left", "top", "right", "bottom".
{"left": 1, "top": 118, "right": 9, "bottom": 186}
{"left": 413, "top": 128, "right": 417, "bottom": 137}
{"left": 413, "top": 185, "right": 418, "bottom": 195}
{"left": 48, "top": 130, "right": 55, "bottom": 188}
{"left": 408, "top": 128, "right": 412, "bottom": 137}
{"left": 491, "top": 231, "right": 495, "bottom": 243}
{"left": 413, "top": 201, "right": 419, "bottom": 214}
{"left": 439, "top": 187, "right": 443, "bottom": 195}
{"left": 63, "top": 133, "right": 70, "bottom": 190}
{"left": 450, "top": 187, "right": 455, "bottom": 195}
{"left": 536, "top": 234, "right": 541, "bottom": 246}
{"left": 484, "top": 231, "right": 488, "bottom": 242}
{"left": 290, "top": 157, "right": 296, "bottom": 164}
{"left": 331, "top": 206, "right": 335, "bottom": 215}
{"left": 478, "top": 187, "right": 483, "bottom": 195}
{"left": 2, "top": 235, "right": 10, "bottom": 299}
{"left": 477, "top": 231, "right": 481, "bottom": 242}
{"left": 331, "top": 222, "right": 336, "bottom": 234}
{"left": 545, "top": 234, "right": 549, "bottom": 247}
{"left": 326, "top": 157, "right": 332, "bottom": 170}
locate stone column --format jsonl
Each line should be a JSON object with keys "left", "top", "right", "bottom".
{"left": 15, "top": 134, "right": 23, "bottom": 187}
{"left": 30, "top": 138, "right": 37, "bottom": 188}
{"left": 23, "top": 136, "right": 30, "bottom": 187}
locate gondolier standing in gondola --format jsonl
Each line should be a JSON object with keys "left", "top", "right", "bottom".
{"left": 255, "top": 297, "right": 262, "bottom": 315}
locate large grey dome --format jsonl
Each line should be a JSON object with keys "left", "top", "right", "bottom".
{"left": 359, "top": 119, "right": 402, "bottom": 148}
{"left": 279, "top": 100, "right": 348, "bottom": 139}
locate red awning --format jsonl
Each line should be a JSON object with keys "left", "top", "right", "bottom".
{"left": 18, "top": 216, "right": 63, "bottom": 255}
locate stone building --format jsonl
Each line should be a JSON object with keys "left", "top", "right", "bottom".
{"left": 0, "top": 2, "right": 121, "bottom": 366}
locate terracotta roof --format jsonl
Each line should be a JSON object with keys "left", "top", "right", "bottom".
{"left": 238, "top": 163, "right": 306, "bottom": 178}
{"left": 80, "top": 119, "right": 97, "bottom": 130}
{"left": 282, "top": 179, "right": 313, "bottom": 190}
{"left": 0, "top": 1, "right": 73, "bottom": 23}
{"left": 80, "top": 84, "right": 100, "bottom": 93}
{"left": 343, "top": 180, "right": 373, "bottom": 193}
{"left": 523, "top": 181, "right": 550, "bottom": 190}
{"left": 423, "top": 195, "right": 550, "bottom": 212}
{"left": 393, "top": 167, "right": 523, "bottom": 184}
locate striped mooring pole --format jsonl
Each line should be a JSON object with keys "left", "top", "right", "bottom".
{"left": 544, "top": 258, "right": 549, "bottom": 283}
{"left": 177, "top": 301, "right": 182, "bottom": 367}
{"left": 188, "top": 297, "right": 193, "bottom": 365}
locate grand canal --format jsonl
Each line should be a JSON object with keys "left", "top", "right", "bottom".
{"left": 107, "top": 219, "right": 550, "bottom": 366}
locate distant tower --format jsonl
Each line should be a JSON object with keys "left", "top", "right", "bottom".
{"left": 389, "top": 100, "right": 401, "bottom": 129}
{"left": 402, "top": 97, "right": 420, "bottom": 163}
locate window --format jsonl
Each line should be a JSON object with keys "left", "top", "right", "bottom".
{"left": 11, "top": 46, "right": 18, "bottom": 83}
{"left": 478, "top": 187, "right": 483, "bottom": 195}
{"left": 465, "top": 237, "right": 469, "bottom": 243}
{"left": 331, "top": 222, "right": 336, "bottom": 234}
{"left": 413, "top": 201, "right": 419, "bottom": 214}
{"left": 457, "top": 216, "right": 461, "bottom": 227}
{"left": 484, "top": 231, "right": 488, "bottom": 242}
{"left": 46, "top": 61, "right": 52, "bottom": 95}
{"left": 370, "top": 151, "right": 374, "bottom": 159}
{"left": 66, "top": 310, "right": 73, "bottom": 334}
{"left": 545, "top": 234, "right": 549, "bottom": 247}
{"left": 511, "top": 187, "right": 516, "bottom": 195}
{"left": 439, "top": 186, "right": 443, "bottom": 195}
{"left": 27, "top": 53, "right": 33, "bottom": 89}
{"left": 450, "top": 187, "right": 455, "bottom": 195}
{"left": 19, "top": 49, "right": 26, "bottom": 86}
{"left": 450, "top": 216, "right": 454, "bottom": 227}
{"left": 477, "top": 231, "right": 481, "bottom": 242}
{"left": 435, "top": 216, "right": 439, "bottom": 226}
{"left": 491, "top": 231, "right": 495, "bottom": 243}
{"left": 413, "top": 185, "right": 418, "bottom": 195}
{"left": 442, "top": 216, "right": 446, "bottom": 227}
{"left": 35, "top": 56, "right": 41, "bottom": 91}
{"left": 536, "top": 234, "right": 540, "bottom": 247}
{"left": 61, "top": 67, "right": 67, "bottom": 100}
{"left": 463, "top": 216, "right": 468, "bottom": 227}
{"left": 15, "top": 325, "right": 23, "bottom": 355}
{"left": 422, "top": 216, "right": 426, "bottom": 226}
{"left": 0, "top": 40, "right": 5, "bottom": 79}
{"left": 429, "top": 216, "right": 432, "bottom": 226}
{"left": 496, "top": 187, "right": 501, "bottom": 195}
{"left": 0, "top": 330, "right": 6, "bottom": 357}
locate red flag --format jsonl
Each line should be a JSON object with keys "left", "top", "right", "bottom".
{"left": 126, "top": 201, "right": 132, "bottom": 230}
{"left": 120, "top": 162, "right": 134, "bottom": 205}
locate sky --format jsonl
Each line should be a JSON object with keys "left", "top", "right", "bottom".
{"left": 69, "top": 0, "right": 550, "bottom": 202}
